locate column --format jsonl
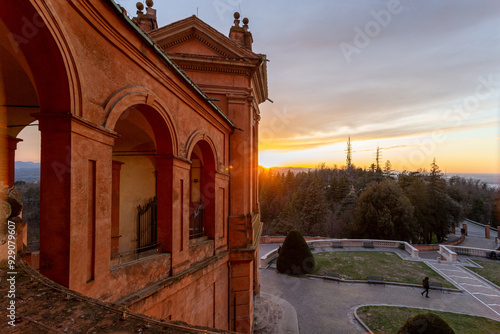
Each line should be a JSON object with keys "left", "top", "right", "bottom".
{"left": 230, "top": 257, "right": 253, "bottom": 333}
{"left": 35, "top": 112, "right": 116, "bottom": 293}
{"left": 111, "top": 161, "right": 124, "bottom": 255}
{"left": 0, "top": 135, "right": 23, "bottom": 187}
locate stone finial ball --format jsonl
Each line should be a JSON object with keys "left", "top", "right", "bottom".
{"left": 136, "top": 2, "right": 144, "bottom": 11}
{"left": 243, "top": 17, "right": 249, "bottom": 25}
{"left": 146, "top": 0, "right": 154, "bottom": 7}
{"left": 234, "top": 12, "right": 240, "bottom": 20}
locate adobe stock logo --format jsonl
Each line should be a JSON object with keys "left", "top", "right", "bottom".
{"left": 7, "top": 13, "right": 46, "bottom": 54}
{"left": 213, "top": 0, "right": 243, "bottom": 21}
{"left": 397, "top": 73, "right": 500, "bottom": 170}
{"left": 339, "top": 0, "right": 404, "bottom": 64}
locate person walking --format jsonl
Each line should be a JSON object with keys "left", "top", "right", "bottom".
{"left": 421, "top": 277, "right": 430, "bottom": 298}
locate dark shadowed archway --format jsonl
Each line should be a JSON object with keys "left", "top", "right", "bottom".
{"left": 189, "top": 139, "right": 217, "bottom": 240}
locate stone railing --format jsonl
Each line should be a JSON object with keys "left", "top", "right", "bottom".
{"left": 465, "top": 218, "right": 498, "bottom": 232}
{"left": 445, "top": 245, "right": 498, "bottom": 260}
{"left": 259, "top": 238, "right": 419, "bottom": 268}
{"left": 259, "top": 235, "right": 330, "bottom": 244}
{"left": 438, "top": 245, "right": 457, "bottom": 262}
{"left": 413, "top": 234, "right": 466, "bottom": 252}
{"left": 260, "top": 248, "right": 280, "bottom": 268}
{"left": 439, "top": 244, "right": 500, "bottom": 262}
{"left": 404, "top": 242, "right": 420, "bottom": 259}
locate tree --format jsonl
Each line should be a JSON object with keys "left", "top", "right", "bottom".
{"left": 258, "top": 160, "right": 497, "bottom": 239}
{"left": 398, "top": 313, "right": 455, "bottom": 334}
{"left": 276, "top": 229, "right": 315, "bottom": 275}
{"left": 351, "top": 179, "right": 416, "bottom": 241}
{"left": 298, "top": 178, "right": 329, "bottom": 236}
{"left": 273, "top": 194, "right": 300, "bottom": 235}
{"left": 326, "top": 175, "right": 349, "bottom": 204}
{"left": 336, "top": 192, "right": 357, "bottom": 238}
{"left": 383, "top": 160, "right": 393, "bottom": 178}
{"left": 399, "top": 172, "right": 431, "bottom": 243}
{"left": 427, "top": 159, "right": 452, "bottom": 242}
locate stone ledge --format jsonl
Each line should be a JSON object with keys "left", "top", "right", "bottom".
{"left": 1, "top": 258, "right": 233, "bottom": 333}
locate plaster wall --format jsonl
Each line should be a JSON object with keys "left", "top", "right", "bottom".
{"left": 139, "top": 255, "right": 229, "bottom": 330}
{"left": 1, "top": 1, "right": 244, "bottom": 331}
{"left": 113, "top": 155, "right": 156, "bottom": 253}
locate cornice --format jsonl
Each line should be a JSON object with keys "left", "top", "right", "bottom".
{"left": 175, "top": 63, "right": 250, "bottom": 76}
{"left": 196, "top": 84, "right": 252, "bottom": 96}
{"left": 149, "top": 15, "right": 258, "bottom": 59}
{"left": 71, "top": 1, "right": 234, "bottom": 129}
{"left": 158, "top": 33, "right": 235, "bottom": 59}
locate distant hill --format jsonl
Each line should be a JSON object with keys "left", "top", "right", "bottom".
{"left": 15, "top": 161, "right": 40, "bottom": 169}
{"left": 260, "top": 166, "right": 500, "bottom": 189}
{"left": 266, "top": 167, "right": 313, "bottom": 175}
{"left": 15, "top": 161, "right": 40, "bottom": 182}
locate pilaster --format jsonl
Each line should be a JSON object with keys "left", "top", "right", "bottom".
{"left": 0, "top": 135, "right": 23, "bottom": 187}
{"left": 34, "top": 112, "right": 117, "bottom": 292}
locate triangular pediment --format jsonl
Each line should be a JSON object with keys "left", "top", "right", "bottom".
{"left": 149, "top": 16, "right": 257, "bottom": 59}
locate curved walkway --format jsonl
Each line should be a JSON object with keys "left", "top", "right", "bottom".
{"left": 259, "top": 267, "right": 499, "bottom": 333}
{"left": 459, "top": 221, "right": 498, "bottom": 249}
{"left": 427, "top": 261, "right": 500, "bottom": 317}
{"left": 256, "top": 222, "right": 500, "bottom": 333}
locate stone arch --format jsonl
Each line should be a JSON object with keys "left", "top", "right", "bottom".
{"left": 109, "top": 99, "right": 179, "bottom": 259}
{"left": 185, "top": 130, "right": 218, "bottom": 169}
{"left": 0, "top": 1, "right": 86, "bottom": 286}
{"left": 1, "top": 0, "right": 84, "bottom": 185}
{"left": 104, "top": 87, "right": 178, "bottom": 156}
{"left": 0, "top": 0, "right": 82, "bottom": 115}
{"left": 187, "top": 132, "right": 218, "bottom": 240}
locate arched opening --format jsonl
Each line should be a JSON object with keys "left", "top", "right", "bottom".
{"left": 1, "top": 1, "right": 78, "bottom": 286}
{"left": 189, "top": 140, "right": 216, "bottom": 241}
{"left": 15, "top": 122, "right": 41, "bottom": 251}
{"left": 0, "top": 16, "right": 42, "bottom": 257}
{"left": 110, "top": 104, "right": 173, "bottom": 265}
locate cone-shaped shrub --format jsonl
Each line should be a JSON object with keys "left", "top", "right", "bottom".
{"left": 276, "top": 229, "right": 315, "bottom": 275}
{"left": 397, "top": 313, "right": 454, "bottom": 334}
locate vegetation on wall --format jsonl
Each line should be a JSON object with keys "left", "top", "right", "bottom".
{"left": 14, "top": 181, "right": 40, "bottom": 250}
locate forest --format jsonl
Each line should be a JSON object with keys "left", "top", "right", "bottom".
{"left": 14, "top": 180, "right": 40, "bottom": 250}
{"left": 258, "top": 159, "right": 499, "bottom": 244}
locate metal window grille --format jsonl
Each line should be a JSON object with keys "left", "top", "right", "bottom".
{"left": 137, "top": 197, "right": 158, "bottom": 249}
{"left": 190, "top": 201, "right": 204, "bottom": 239}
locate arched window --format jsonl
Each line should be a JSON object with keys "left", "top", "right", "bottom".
{"left": 110, "top": 105, "right": 173, "bottom": 264}
{"left": 189, "top": 140, "right": 216, "bottom": 240}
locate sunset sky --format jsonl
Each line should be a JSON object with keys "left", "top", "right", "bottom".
{"left": 17, "top": 0, "right": 500, "bottom": 174}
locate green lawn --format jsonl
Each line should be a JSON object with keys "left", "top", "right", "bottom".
{"left": 357, "top": 306, "right": 500, "bottom": 334}
{"left": 469, "top": 260, "right": 500, "bottom": 287}
{"left": 313, "top": 251, "right": 455, "bottom": 288}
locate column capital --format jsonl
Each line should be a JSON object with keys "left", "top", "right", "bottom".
{"left": 156, "top": 154, "right": 192, "bottom": 169}
{"left": 226, "top": 94, "right": 248, "bottom": 105}
{"left": 32, "top": 112, "right": 118, "bottom": 146}
{"left": 3, "top": 135, "right": 23, "bottom": 150}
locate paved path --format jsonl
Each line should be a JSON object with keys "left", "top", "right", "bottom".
{"left": 256, "top": 222, "right": 500, "bottom": 333}
{"left": 427, "top": 261, "right": 500, "bottom": 318}
{"left": 459, "top": 221, "right": 498, "bottom": 249}
{"left": 259, "top": 267, "right": 499, "bottom": 334}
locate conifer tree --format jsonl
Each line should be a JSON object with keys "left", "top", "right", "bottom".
{"left": 277, "top": 229, "right": 315, "bottom": 275}
{"left": 352, "top": 179, "right": 416, "bottom": 241}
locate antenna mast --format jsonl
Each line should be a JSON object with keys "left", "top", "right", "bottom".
{"left": 346, "top": 136, "right": 352, "bottom": 169}
{"left": 376, "top": 145, "right": 381, "bottom": 171}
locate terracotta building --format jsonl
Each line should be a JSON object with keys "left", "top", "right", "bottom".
{"left": 0, "top": 0, "right": 267, "bottom": 332}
